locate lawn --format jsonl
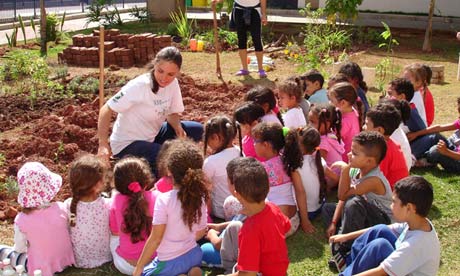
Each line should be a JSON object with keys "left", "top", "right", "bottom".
{"left": 1, "top": 19, "right": 460, "bottom": 276}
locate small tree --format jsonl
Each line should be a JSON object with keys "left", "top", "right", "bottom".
{"left": 40, "top": 0, "right": 47, "bottom": 56}
{"left": 324, "top": 0, "right": 363, "bottom": 22}
{"left": 423, "top": 0, "right": 435, "bottom": 52}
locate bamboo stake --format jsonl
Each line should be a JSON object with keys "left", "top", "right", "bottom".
{"left": 99, "top": 26, "right": 105, "bottom": 109}
{"left": 457, "top": 52, "right": 460, "bottom": 81}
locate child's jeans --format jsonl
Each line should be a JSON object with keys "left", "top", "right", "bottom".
{"left": 0, "top": 245, "right": 28, "bottom": 271}
{"left": 340, "top": 224, "right": 396, "bottom": 276}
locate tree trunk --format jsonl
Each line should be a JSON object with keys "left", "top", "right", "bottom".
{"left": 423, "top": 0, "right": 435, "bottom": 52}
{"left": 40, "top": 0, "right": 47, "bottom": 56}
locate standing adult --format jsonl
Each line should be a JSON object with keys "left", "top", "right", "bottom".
{"left": 97, "top": 46, "right": 203, "bottom": 172}
{"left": 212, "top": 0, "right": 268, "bottom": 78}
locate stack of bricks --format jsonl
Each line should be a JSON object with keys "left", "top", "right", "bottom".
{"left": 58, "top": 29, "right": 172, "bottom": 68}
{"left": 429, "top": 65, "right": 444, "bottom": 84}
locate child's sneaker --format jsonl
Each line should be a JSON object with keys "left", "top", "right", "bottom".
{"left": 235, "top": 69, "right": 250, "bottom": 76}
{"left": 329, "top": 242, "right": 348, "bottom": 272}
{"left": 258, "top": 69, "right": 267, "bottom": 78}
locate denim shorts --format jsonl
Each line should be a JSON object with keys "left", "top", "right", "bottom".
{"left": 142, "top": 245, "right": 202, "bottom": 276}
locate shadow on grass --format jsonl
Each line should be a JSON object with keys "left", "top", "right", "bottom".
{"left": 238, "top": 75, "right": 276, "bottom": 88}
{"left": 287, "top": 220, "right": 327, "bottom": 264}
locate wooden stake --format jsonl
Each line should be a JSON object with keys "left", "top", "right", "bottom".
{"left": 457, "top": 52, "right": 460, "bottom": 81}
{"left": 99, "top": 25, "right": 105, "bottom": 109}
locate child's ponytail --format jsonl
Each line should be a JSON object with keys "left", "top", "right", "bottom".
{"left": 283, "top": 128, "right": 303, "bottom": 175}
{"left": 168, "top": 139, "right": 210, "bottom": 231}
{"left": 203, "top": 115, "right": 237, "bottom": 156}
{"left": 314, "top": 149, "right": 327, "bottom": 204}
{"left": 113, "top": 157, "right": 154, "bottom": 243}
{"left": 333, "top": 107, "right": 342, "bottom": 143}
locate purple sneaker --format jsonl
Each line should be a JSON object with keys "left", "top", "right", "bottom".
{"left": 235, "top": 69, "right": 250, "bottom": 76}
{"left": 258, "top": 69, "right": 267, "bottom": 78}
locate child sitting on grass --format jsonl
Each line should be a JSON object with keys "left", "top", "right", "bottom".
{"left": 277, "top": 78, "right": 307, "bottom": 129}
{"left": 302, "top": 69, "right": 328, "bottom": 104}
{"left": 329, "top": 176, "right": 440, "bottom": 276}
{"left": 364, "top": 103, "right": 409, "bottom": 189}
{"left": 219, "top": 157, "right": 291, "bottom": 276}
{"left": 322, "top": 132, "right": 393, "bottom": 253}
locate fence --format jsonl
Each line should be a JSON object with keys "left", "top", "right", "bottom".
{"left": 0, "top": 0, "right": 146, "bottom": 23}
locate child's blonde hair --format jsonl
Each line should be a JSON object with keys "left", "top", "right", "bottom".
{"left": 68, "top": 154, "right": 107, "bottom": 227}
{"left": 404, "top": 63, "right": 427, "bottom": 88}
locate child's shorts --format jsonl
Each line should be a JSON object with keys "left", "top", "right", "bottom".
{"left": 142, "top": 245, "right": 202, "bottom": 276}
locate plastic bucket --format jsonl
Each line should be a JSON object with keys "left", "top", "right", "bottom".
{"left": 192, "top": 0, "right": 207, "bottom": 7}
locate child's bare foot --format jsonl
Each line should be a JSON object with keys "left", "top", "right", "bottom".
{"left": 188, "top": 267, "right": 202, "bottom": 276}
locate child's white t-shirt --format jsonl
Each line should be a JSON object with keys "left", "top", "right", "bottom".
{"left": 411, "top": 91, "right": 427, "bottom": 127}
{"left": 282, "top": 107, "right": 307, "bottom": 129}
{"left": 203, "top": 146, "right": 241, "bottom": 219}
{"left": 381, "top": 220, "right": 440, "bottom": 276}
{"left": 153, "top": 189, "right": 207, "bottom": 261}
{"left": 296, "top": 154, "right": 327, "bottom": 212}
{"left": 108, "top": 73, "right": 184, "bottom": 155}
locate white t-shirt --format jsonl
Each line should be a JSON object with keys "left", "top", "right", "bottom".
{"left": 381, "top": 220, "right": 440, "bottom": 276}
{"left": 108, "top": 73, "right": 184, "bottom": 155}
{"left": 235, "top": 0, "right": 260, "bottom": 7}
{"left": 296, "top": 154, "right": 326, "bottom": 212}
{"left": 411, "top": 91, "right": 427, "bottom": 127}
{"left": 203, "top": 146, "right": 241, "bottom": 219}
{"left": 153, "top": 189, "right": 207, "bottom": 261}
{"left": 261, "top": 111, "right": 282, "bottom": 125}
{"left": 390, "top": 124, "right": 413, "bottom": 169}
{"left": 282, "top": 107, "right": 307, "bottom": 129}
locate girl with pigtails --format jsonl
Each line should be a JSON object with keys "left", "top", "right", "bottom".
{"left": 252, "top": 122, "right": 314, "bottom": 236}
{"left": 109, "top": 157, "right": 158, "bottom": 275}
{"left": 65, "top": 154, "right": 112, "bottom": 268}
{"left": 203, "top": 115, "right": 241, "bottom": 220}
{"left": 134, "top": 139, "right": 209, "bottom": 276}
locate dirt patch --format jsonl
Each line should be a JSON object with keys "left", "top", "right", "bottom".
{"left": 0, "top": 73, "right": 250, "bottom": 221}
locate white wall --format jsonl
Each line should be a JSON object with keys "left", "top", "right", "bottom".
{"left": 318, "top": 0, "right": 460, "bottom": 18}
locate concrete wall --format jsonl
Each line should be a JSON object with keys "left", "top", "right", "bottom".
{"left": 318, "top": 0, "right": 460, "bottom": 18}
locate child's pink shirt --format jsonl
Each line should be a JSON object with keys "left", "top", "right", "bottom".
{"left": 109, "top": 190, "right": 158, "bottom": 261}
{"left": 320, "top": 133, "right": 344, "bottom": 166}
{"left": 242, "top": 135, "right": 265, "bottom": 162}
{"left": 154, "top": 176, "right": 173, "bottom": 193}
{"left": 340, "top": 109, "right": 360, "bottom": 162}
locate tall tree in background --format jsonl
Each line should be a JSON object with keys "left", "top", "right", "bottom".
{"left": 40, "top": 0, "right": 47, "bottom": 56}
{"left": 423, "top": 0, "right": 435, "bottom": 52}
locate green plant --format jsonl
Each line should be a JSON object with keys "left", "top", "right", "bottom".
{"left": 54, "top": 65, "right": 69, "bottom": 81}
{"left": 296, "top": 4, "right": 352, "bottom": 71}
{"left": 0, "top": 51, "right": 49, "bottom": 82}
{"left": 104, "top": 6, "right": 123, "bottom": 26}
{"left": 0, "top": 176, "right": 19, "bottom": 198}
{"left": 169, "top": 9, "right": 195, "bottom": 45}
{"left": 0, "top": 153, "right": 5, "bottom": 168}
{"left": 18, "top": 15, "right": 27, "bottom": 44}
{"left": 324, "top": 0, "right": 363, "bottom": 22}
{"left": 375, "top": 22, "right": 399, "bottom": 95}
{"left": 54, "top": 141, "right": 65, "bottom": 163}
{"left": 46, "top": 13, "right": 58, "bottom": 42}
{"left": 129, "top": 5, "right": 149, "bottom": 23}
{"left": 30, "top": 18, "right": 38, "bottom": 41}
{"left": 5, "top": 27, "right": 18, "bottom": 48}
{"left": 215, "top": 0, "right": 234, "bottom": 14}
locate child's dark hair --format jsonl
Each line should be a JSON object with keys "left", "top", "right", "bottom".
{"left": 204, "top": 115, "right": 239, "bottom": 156}
{"left": 278, "top": 78, "right": 303, "bottom": 103}
{"left": 226, "top": 157, "right": 269, "bottom": 203}
{"left": 390, "top": 78, "right": 415, "bottom": 101}
{"left": 366, "top": 103, "right": 402, "bottom": 135}
{"left": 245, "top": 86, "right": 284, "bottom": 125}
{"left": 352, "top": 131, "right": 387, "bottom": 164}
{"left": 296, "top": 126, "right": 327, "bottom": 203}
{"left": 379, "top": 98, "right": 411, "bottom": 124}
{"left": 68, "top": 154, "right": 106, "bottom": 227}
{"left": 327, "top": 73, "right": 349, "bottom": 89}
{"left": 394, "top": 176, "right": 433, "bottom": 217}
{"left": 309, "top": 104, "right": 342, "bottom": 143}
{"left": 301, "top": 69, "right": 325, "bottom": 88}
{"left": 149, "top": 46, "right": 182, "bottom": 94}
{"left": 421, "top": 64, "right": 432, "bottom": 86}
{"left": 234, "top": 101, "right": 265, "bottom": 148}
{"left": 156, "top": 140, "right": 174, "bottom": 178}
{"left": 114, "top": 157, "right": 154, "bottom": 243}
{"left": 251, "top": 122, "right": 303, "bottom": 175}
{"left": 167, "top": 139, "right": 209, "bottom": 231}
{"left": 338, "top": 62, "right": 368, "bottom": 92}
{"left": 329, "top": 82, "right": 364, "bottom": 129}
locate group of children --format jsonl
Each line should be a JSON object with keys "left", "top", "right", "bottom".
{"left": 0, "top": 61, "right": 446, "bottom": 276}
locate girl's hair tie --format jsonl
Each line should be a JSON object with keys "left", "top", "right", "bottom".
{"left": 321, "top": 108, "right": 327, "bottom": 113}
{"left": 128, "top": 182, "right": 143, "bottom": 193}
{"left": 315, "top": 146, "right": 321, "bottom": 151}
{"left": 225, "top": 122, "right": 232, "bottom": 128}
{"left": 69, "top": 213, "right": 76, "bottom": 225}
{"left": 273, "top": 105, "right": 280, "bottom": 114}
